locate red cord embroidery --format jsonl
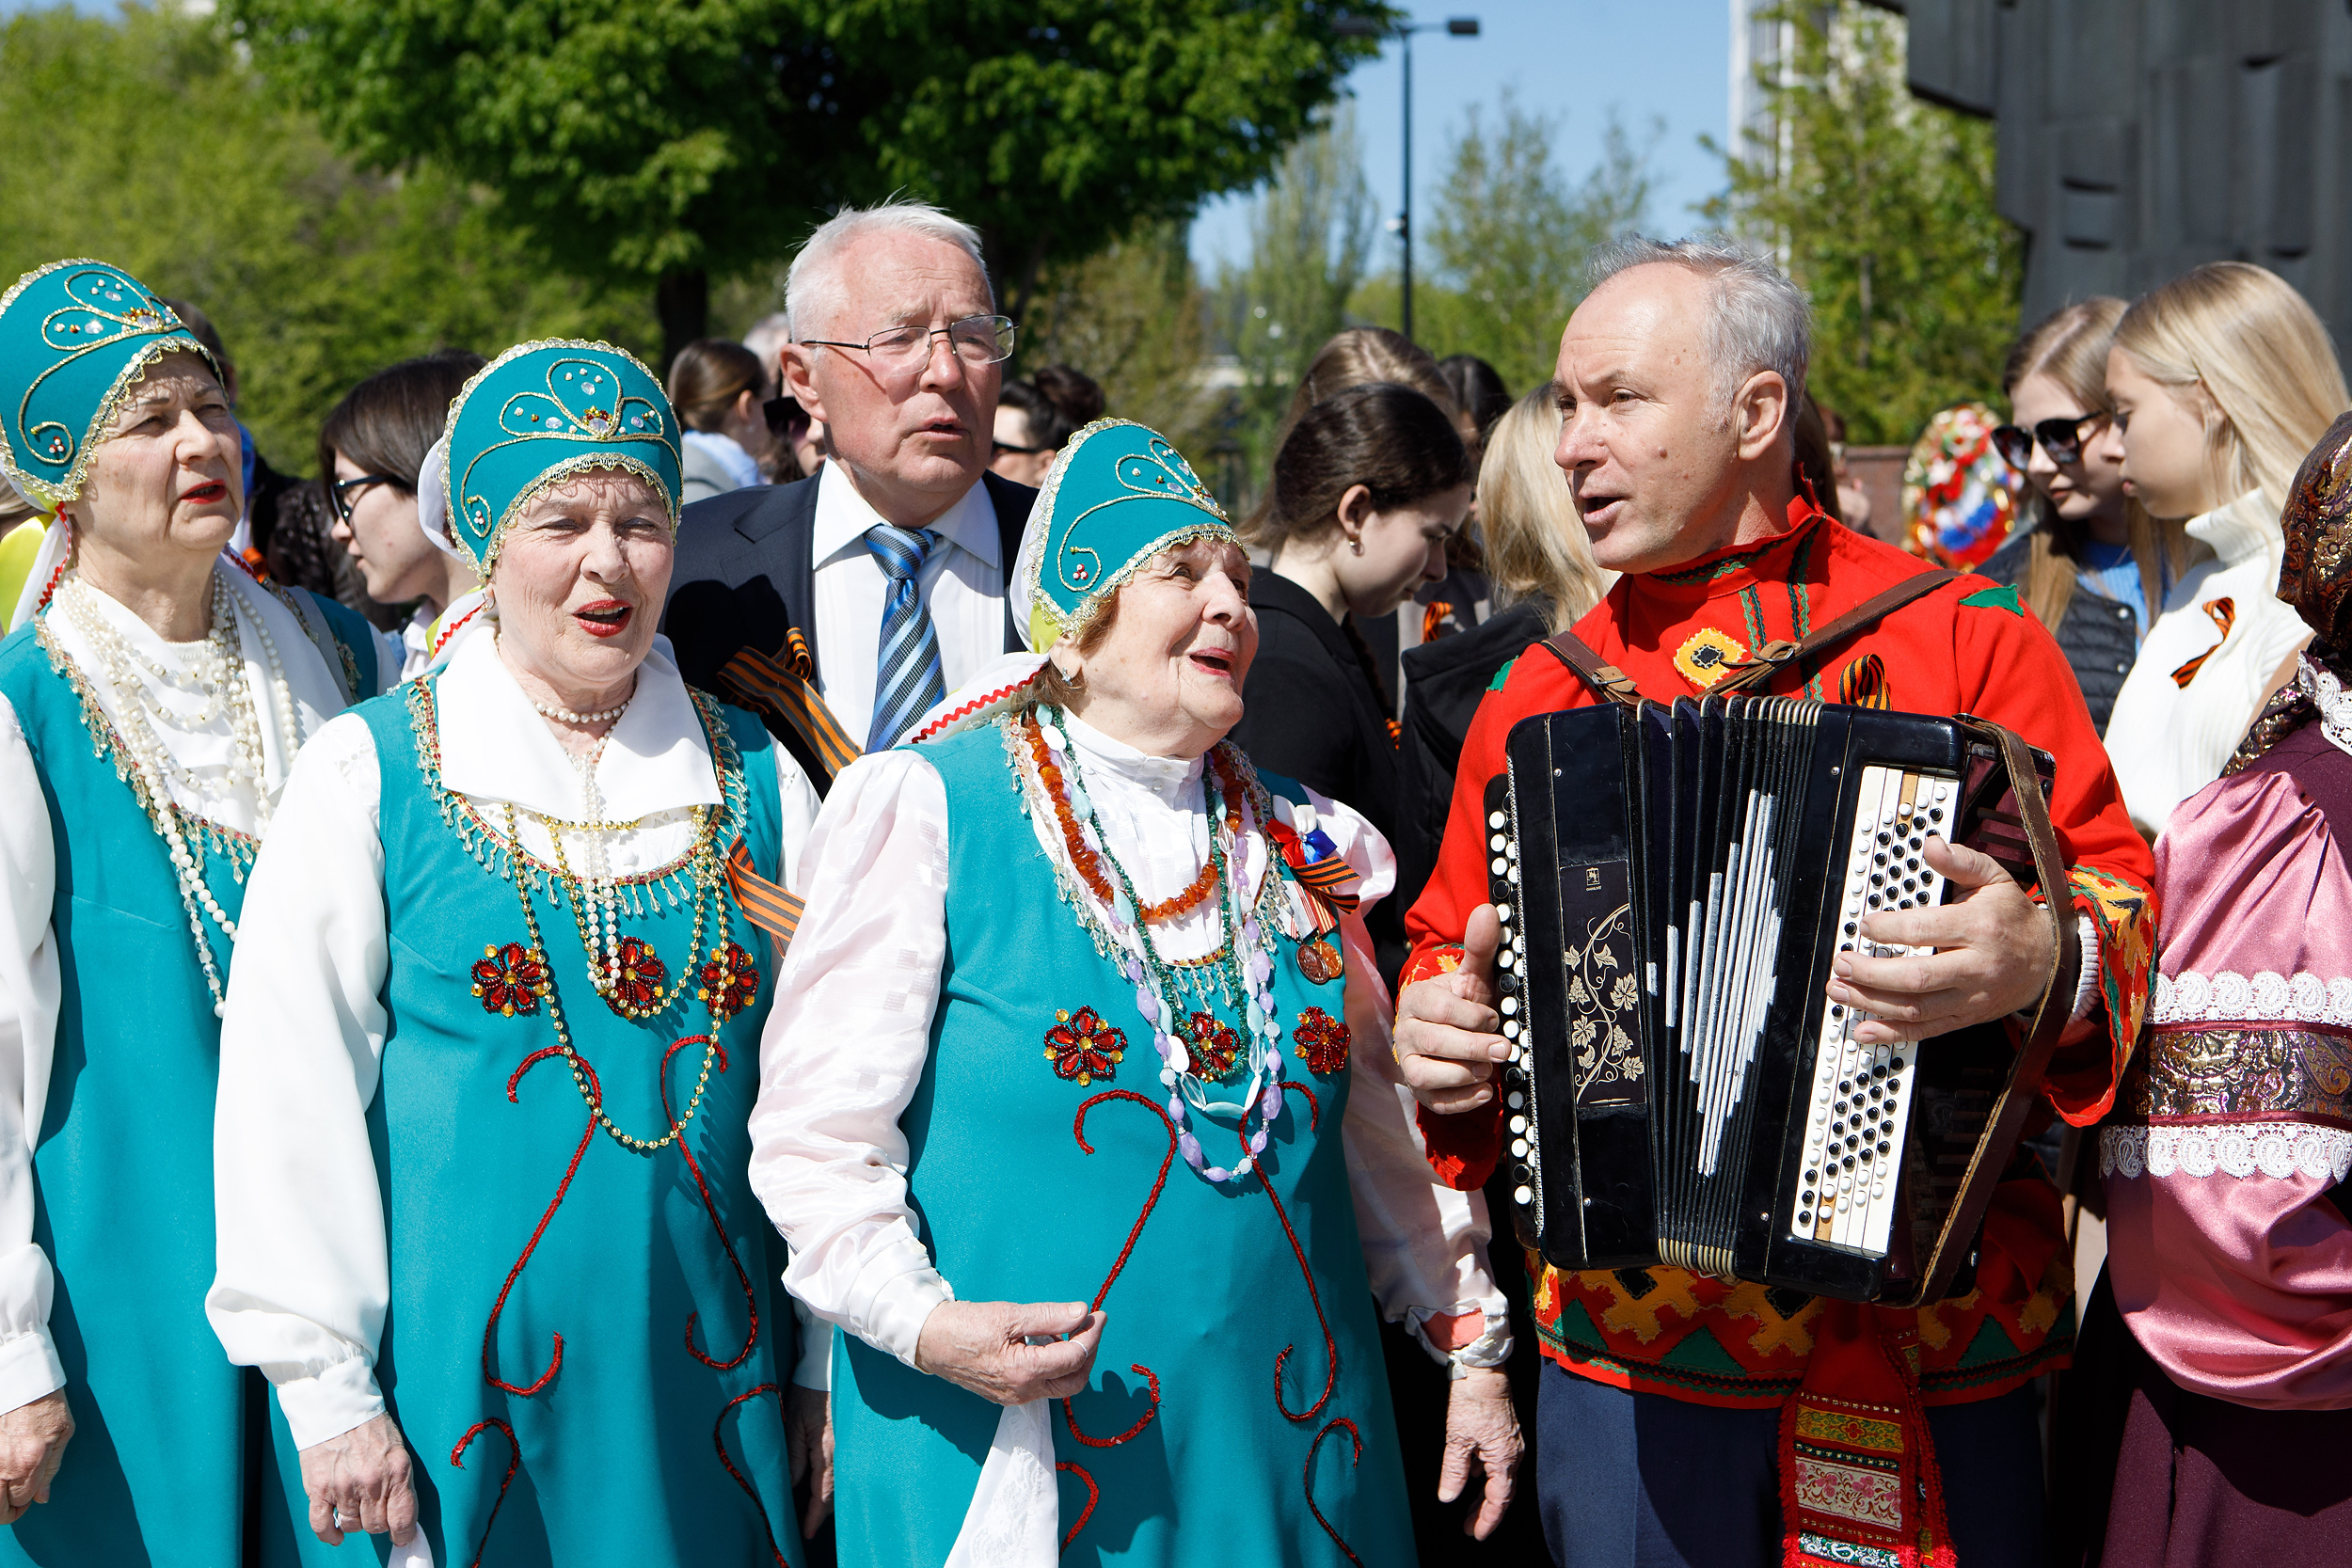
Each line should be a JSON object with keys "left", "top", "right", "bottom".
{"left": 1185, "top": 1011, "right": 1243, "bottom": 1078}
{"left": 712, "top": 1383, "right": 791, "bottom": 1568}
{"left": 471, "top": 942, "right": 550, "bottom": 1017}
{"left": 1304, "top": 1418, "right": 1367, "bottom": 1567}
{"left": 1056, "top": 1462, "right": 1100, "bottom": 1549}
{"left": 1293, "top": 1007, "right": 1350, "bottom": 1074}
{"left": 481, "top": 1047, "right": 597, "bottom": 1396}
{"left": 695, "top": 942, "right": 761, "bottom": 1023}
{"left": 1046, "top": 1006, "right": 1128, "bottom": 1085}
{"left": 1282, "top": 1079, "right": 1320, "bottom": 1131}
{"left": 448, "top": 1418, "right": 519, "bottom": 1568}
{"left": 1264, "top": 1175, "right": 1339, "bottom": 1421}
{"left": 662, "top": 1035, "right": 759, "bottom": 1370}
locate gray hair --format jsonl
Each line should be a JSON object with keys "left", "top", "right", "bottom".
{"left": 785, "top": 198, "right": 993, "bottom": 341}
{"left": 739, "top": 312, "right": 792, "bottom": 381}
{"left": 1587, "top": 235, "right": 1811, "bottom": 418}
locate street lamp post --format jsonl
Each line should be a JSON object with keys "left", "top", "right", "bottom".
{"left": 1336, "top": 13, "right": 1480, "bottom": 343}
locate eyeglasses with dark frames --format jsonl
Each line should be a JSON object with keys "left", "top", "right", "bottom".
{"left": 798, "top": 314, "right": 1017, "bottom": 376}
{"left": 1992, "top": 411, "right": 2108, "bottom": 472}
{"left": 329, "top": 472, "right": 404, "bottom": 525}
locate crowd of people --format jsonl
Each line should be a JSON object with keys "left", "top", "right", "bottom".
{"left": 0, "top": 189, "right": 2346, "bottom": 1568}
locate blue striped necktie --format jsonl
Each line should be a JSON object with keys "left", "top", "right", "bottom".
{"left": 864, "top": 523, "right": 947, "bottom": 750}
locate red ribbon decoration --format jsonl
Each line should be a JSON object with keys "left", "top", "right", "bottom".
{"left": 1262, "top": 818, "right": 1361, "bottom": 941}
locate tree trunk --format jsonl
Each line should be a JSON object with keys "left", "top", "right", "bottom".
{"left": 656, "top": 268, "right": 709, "bottom": 373}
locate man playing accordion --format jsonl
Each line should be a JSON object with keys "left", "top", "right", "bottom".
{"left": 1394, "top": 238, "right": 2155, "bottom": 1568}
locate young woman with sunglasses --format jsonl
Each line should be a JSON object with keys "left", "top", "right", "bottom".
{"left": 1979, "top": 300, "right": 2185, "bottom": 736}
{"left": 320, "top": 351, "right": 487, "bottom": 679}
{"left": 2095, "top": 262, "right": 2349, "bottom": 835}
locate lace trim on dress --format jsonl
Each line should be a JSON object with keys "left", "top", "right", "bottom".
{"left": 2300, "top": 654, "right": 2352, "bottom": 761}
{"left": 2100, "top": 1121, "right": 2352, "bottom": 1182}
{"left": 2151, "top": 970, "right": 2352, "bottom": 1026}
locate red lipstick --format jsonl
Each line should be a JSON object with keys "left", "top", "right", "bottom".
{"left": 573, "top": 600, "right": 633, "bottom": 639}
{"left": 183, "top": 481, "right": 228, "bottom": 505}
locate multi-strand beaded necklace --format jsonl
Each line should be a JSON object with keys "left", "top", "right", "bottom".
{"left": 37, "top": 566, "right": 305, "bottom": 1015}
{"left": 1009, "top": 704, "right": 1293, "bottom": 1186}
{"left": 408, "top": 676, "right": 750, "bottom": 1152}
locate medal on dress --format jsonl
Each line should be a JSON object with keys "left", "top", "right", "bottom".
{"left": 1296, "top": 936, "right": 1343, "bottom": 985}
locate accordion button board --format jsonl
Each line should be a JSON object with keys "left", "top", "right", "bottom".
{"left": 1484, "top": 694, "right": 2055, "bottom": 1305}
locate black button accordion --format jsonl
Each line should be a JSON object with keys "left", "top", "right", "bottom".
{"left": 1484, "top": 695, "right": 2075, "bottom": 1306}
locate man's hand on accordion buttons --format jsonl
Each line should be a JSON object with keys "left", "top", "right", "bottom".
{"left": 1824, "top": 836, "right": 2055, "bottom": 1044}
{"left": 1394, "top": 904, "right": 1509, "bottom": 1114}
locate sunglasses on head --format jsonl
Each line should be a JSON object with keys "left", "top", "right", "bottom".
{"left": 1992, "top": 411, "right": 2108, "bottom": 471}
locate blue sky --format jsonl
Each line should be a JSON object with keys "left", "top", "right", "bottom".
{"left": 1190, "top": 0, "right": 1733, "bottom": 275}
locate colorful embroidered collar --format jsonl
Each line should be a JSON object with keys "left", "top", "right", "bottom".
{"left": 1644, "top": 494, "right": 1832, "bottom": 599}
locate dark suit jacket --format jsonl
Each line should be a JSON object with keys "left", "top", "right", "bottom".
{"left": 1229, "top": 566, "right": 1406, "bottom": 983}
{"left": 660, "top": 468, "right": 1038, "bottom": 785}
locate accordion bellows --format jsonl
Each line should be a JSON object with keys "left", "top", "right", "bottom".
{"left": 1486, "top": 696, "right": 2074, "bottom": 1306}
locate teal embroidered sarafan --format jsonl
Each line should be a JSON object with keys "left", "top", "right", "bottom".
{"left": 0, "top": 259, "right": 219, "bottom": 510}
{"left": 439, "top": 340, "right": 682, "bottom": 576}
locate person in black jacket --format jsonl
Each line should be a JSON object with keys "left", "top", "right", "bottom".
{"left": 1232, "top": 381, "right": 1470, "bottom": 983}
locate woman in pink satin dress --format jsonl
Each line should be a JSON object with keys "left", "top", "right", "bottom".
{"left": 2083, "top": 411, "right": 2352, "bottom": 1565}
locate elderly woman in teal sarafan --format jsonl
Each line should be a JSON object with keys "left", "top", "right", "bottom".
{"left": 752, "top": 418, "right": 1523, "bottom": 1567}
{"left": 0, "top": 260, "right": 389, "bottom": 1568}
{"left": 208, "top": 340, "right": 825, "bottom": 1566}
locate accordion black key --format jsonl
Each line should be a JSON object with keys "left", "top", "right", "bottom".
{"left": 1484, "top": 695, "right": 2075, "bottom": 1306}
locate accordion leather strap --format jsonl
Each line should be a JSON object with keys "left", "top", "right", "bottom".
{"left": 1539, "top": 567, "right": 1960, "bottom": 704}
{"left": 1905, "top": 713, "right": 2084, "bottom": 1305}
{"left": 1711, "top": 567, "right": 1960, "bottom": 694}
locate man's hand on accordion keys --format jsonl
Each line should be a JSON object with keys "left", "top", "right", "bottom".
{"left": 1823, "top": 834, "right": 2058, "bottom": 1044}
{"left": 1394, "top": 903, "right": 1510, "bottom": 1114}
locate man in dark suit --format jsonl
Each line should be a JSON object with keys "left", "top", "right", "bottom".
{"left": 663, "top": 199, "right": 1037, "bottom": 782}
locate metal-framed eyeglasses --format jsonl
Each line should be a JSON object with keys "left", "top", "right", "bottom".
{"left": 1992, "top": 411, "right": 2108, "bottom": 471}
{"left": 329, "top": 472, "right": 405, "bottom": 525}
{"left": 798, "top": 314, "right": 1017, "bottom": 376}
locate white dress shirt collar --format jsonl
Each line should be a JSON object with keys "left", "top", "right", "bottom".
{"left": 436, "top": 627, "right": 720, "bottom": 821}
{"left": 812, "top": 460, "right": 999, "bottom": 571}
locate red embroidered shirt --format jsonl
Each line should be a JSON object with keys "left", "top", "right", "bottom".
{"left": 1403, "top": 499, "right": 2157, "bottom": 1407}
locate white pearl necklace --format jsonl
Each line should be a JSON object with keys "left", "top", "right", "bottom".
{"left": 532, "top": 689, "right": 634, "bottom": 725}
{"left": 55, "top": 566, "right": 307, "bottom": 1015}
{"left": 564, "top": 736, "right": 632, "bottom": 998}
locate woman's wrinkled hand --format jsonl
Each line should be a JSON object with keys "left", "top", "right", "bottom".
{"left": 914, "top": 1300, "right": 1106, "bottom": 1405}
{"left": 1438, "top": 1366, "right": 1521, "bottom": 1540}
{"left": 785, "top": 1384, "right": 834, "bottom": 1538}
{"left": 0, "top": 1389, "right": 72, "bottom": 1524}
{"left": 297, "top": 1412, "right": 418, "bottom": 1547}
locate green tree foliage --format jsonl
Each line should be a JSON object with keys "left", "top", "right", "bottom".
{"left": 1708, "top": 1, "right": 2022, "bottom": 445}
{"left": 1208, "top": 109, "right": 1376, "bottom": 497}
{"left": 0, "top": 4, "right": 650, "bottom": 474}
{"left": 223, "top": 0, "right": 1398, "bottom": 356}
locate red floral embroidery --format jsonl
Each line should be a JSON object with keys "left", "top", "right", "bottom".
{"left": 695, "top": 942, "right": 761, "bottom": 1022}
{"left": 1045, "top": 1006, "right": 1127, "bottom": 1085}
{"left": 1185, "top": 1012, "right": 1243, "bottom": 1079}
{"left": 471, "top": 942, "right": 550, "bottom": 1017}
{"left": 1293, "top": 1007, "right": 1350, "bottom": 1074}
{"left": 608, "top": 937, "right": 668, "bottom": 1013}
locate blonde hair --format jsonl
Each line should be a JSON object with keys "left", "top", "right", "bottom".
{"left": 1477, "top": 387, "right": 1606, "bottom": 632}
{"left": 2112, "top": 262, "right": 2349, "bottom": 521}
{"left": 2003, "top": 298, "right": 2184, "bottom": 630}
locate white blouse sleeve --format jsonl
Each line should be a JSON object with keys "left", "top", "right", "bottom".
{"left": 749, "top": 749, "right": 956, "bottom": 1378}
{"left": 0, "top": 699, "right": 64, "bottom": 1413}
{"left": 205, "top": 712, "right": 394, "bottom": 1449}
{"left": 1309, "top": 790, "right": 1513, "bottom": 1370}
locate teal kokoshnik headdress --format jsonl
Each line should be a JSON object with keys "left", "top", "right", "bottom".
{"left": 0, "top": 259, "right": 222, "bottom": 513}
{"left": 1012, "top": 417, "right": 1240, "bottom": 653}
{"left": 427, "top": 339, "right": 682, "bottom": 578}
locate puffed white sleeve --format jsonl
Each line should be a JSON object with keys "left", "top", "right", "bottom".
{"left": 206, "top": 712, "right": 394, "bottom": 1449}
{"left": 1300, "top": 789, "right": 1513, "bottom": 1372}
{"left": 0, "top": 698, "right": 65, "bottom": 1413}
{"left": 749, "top": 748, "right": 956, "bottom": 1377}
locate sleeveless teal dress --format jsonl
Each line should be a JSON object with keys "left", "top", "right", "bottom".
{"left": 0, "top": 591, "right": 378, "bottom": 1568}
{"left": 830, "top": 721, "right": 1413, "bottom": 1568}
{"left": 262, "top": 673, "right": 804, "bottom": 1567}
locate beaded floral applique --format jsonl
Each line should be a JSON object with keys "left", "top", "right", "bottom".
{"left": 696, "top": 942, "right": 760, "bottom": 1022}
{"left": 1045, "top": 1006, "right": 1127, "bottom": 1086}
{"left": 1185, "top": 1012, "right": 1244, "bottom": 1079}
{"left": 1293, "top": 1008, "right": 1350, "bottom": 1074}
{"left": 605, "top": 936, "right": 669, "bottom": 1013}
{"left": 471, "top": 942, "right": 551, "bottom": 1017}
